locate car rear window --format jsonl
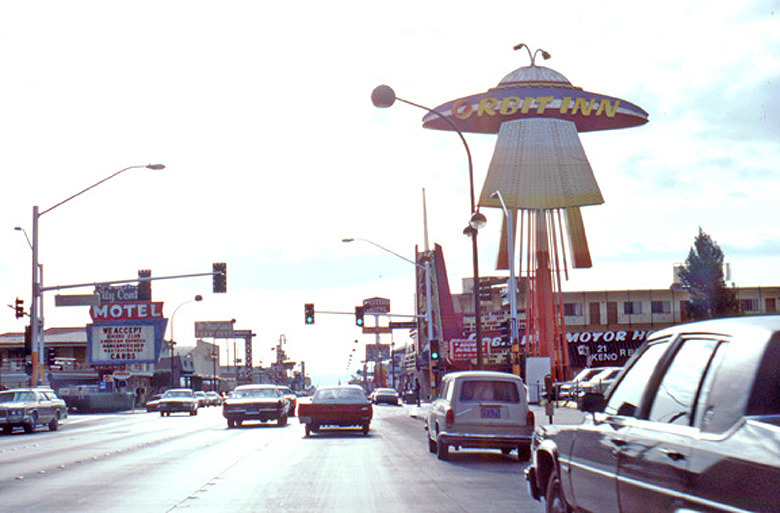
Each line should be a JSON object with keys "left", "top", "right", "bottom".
{"left": 236, "top": 388, "right": 279, "bottom": 399}
{"left": 314, "top": 388, "right": 367, "bottom": 403}
{"left": 746, "top": 337, "right": 780, "bottom": 416}
{"left": 459, "top": 380, "right": 520, "bottom": 403}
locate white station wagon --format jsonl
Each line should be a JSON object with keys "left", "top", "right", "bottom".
{"left": 425, "top": 371, "right": 535, "bottom": 461}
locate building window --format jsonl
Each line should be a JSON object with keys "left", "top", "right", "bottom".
{"left": 623, "top": 301, "right": 642, "bottom": 315}
{"left": 651, "top": 300, "right": 671, "bottom": 314}
{"left": 563, "top": 303, "right": 583, "bottom": 316}
{"left": 766, "top": 298, "right": 776, "bottom": 313}
{"left": 740, "top": 299, "right": 759, "bottom": 312}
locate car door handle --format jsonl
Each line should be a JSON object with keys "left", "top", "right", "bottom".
{"left": 658, "top": 448, "right": 686, "bottom": 462}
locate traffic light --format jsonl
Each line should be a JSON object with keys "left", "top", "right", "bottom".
{"left": 354, "top": 306, "right": 364, "bottom": 327}
{"left": 501, "top": 319, "right": 511, "bottom": 343}
{"left": 14, "top": 298, "right": 24, "bottom": 319}
{"left": 24, "top": 325, "right": 32, "bottom": 356}
{"left": 212, "top": 262, "right": 227, "bottom": 293}
{"left": 45, "top": 347, "right": 56, "bottom": 367}
{"left": 304, "top": 303, "right": 315, "bottom": 325}
{"left": 430, "top": 339, "right": 440, "bottom": 361}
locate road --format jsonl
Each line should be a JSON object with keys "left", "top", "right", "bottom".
{"left": 0, "top": 403, "right": 550, "bottom": 512}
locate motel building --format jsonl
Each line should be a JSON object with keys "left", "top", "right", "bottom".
{"left": 446, "top": 274, "right": 780, "bottom": 384}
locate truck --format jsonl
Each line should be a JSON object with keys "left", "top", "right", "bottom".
{"left": 298, "top": 385, "right": 372, "bottom": 436}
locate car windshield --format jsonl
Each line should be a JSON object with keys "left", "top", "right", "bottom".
{"left": 0, "top": 391, "right": 35, "bottom": 403}
{"left": 459, "top": 380, "right": 520, "bottom": 403}
{"left": 376, "top": 389, "right": 396, "bottom": 395}
{"left": 163, "top": 391, "right": 192, "bottom": 398}
{"left": 278, "top": 387, "right": 294, "bottom": 395}
{"left": 313, "top": 388, "right": 366, "bottom": 403}
{"left": 235, "top": 388, "right": 279, "bottom": 399}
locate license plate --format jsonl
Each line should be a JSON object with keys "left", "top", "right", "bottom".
{"left": 480, "top": 407, "right": 501, "bottom": 419}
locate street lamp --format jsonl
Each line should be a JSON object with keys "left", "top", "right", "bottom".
{"left": 342, "top": 237, "right": 434, "bottom": 352}
{"left": 26, "top": 163, "right": 165, "bottom": 385}
{"left": 371, "top": 85, "right": 485, "bottom": 369}
{"left": 490, "top": 191, "right": 523, "bottom": 379}
{"left": 168, "top": 294, "right": 203, "bottom": 389}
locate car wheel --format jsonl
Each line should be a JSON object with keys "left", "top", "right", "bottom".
{"left": 362, "top": 423, "right": 370, "bottom": 435}
{"left": 517, "top": 444, "right": 531, "bottom": 462}
{"left": 428, "top": 436, "right": 437, "bottom": 453}
{"left": 227, "top": 419, "right": 235, "bottom": 429}
{"left": 545, "top": 469, "right": 571, "bottom": 513}
{"left": 48, "top": 415, "right": 59, "bottom": 432}
{"left": 311, "top": 424, "right": 320, "bottom": 433}
{"left": 436, "top": 437, "right": 449, "bottom": 460}
{"left": 236, "top": 419, "right": 243, "bottom": 427}
{"left": 191, "top": 409, "right": 197, "bottom": 416}
{"left": 304, "top": 424, "right": 311, "bottom": 437}
{"left": 277, "top": 415, "right": 287, "bottom": 427}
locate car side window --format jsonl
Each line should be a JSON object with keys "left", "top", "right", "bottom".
{"left": 746, "top": 337, "right": 780, "bottom": 416}
{"left": 648, "top": 338, "right": 719, "bottom": 425}
{"left": 605, "top": 340, "right": 670, "bottom": 417}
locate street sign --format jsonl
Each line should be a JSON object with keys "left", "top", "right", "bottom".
{"left": 362, "top": 326, "right": 392, "bottom": 334}
{"left": 194, "top": 321, "right": 235, "bottom": 338}
{"left": 363, "top": 297, "right": 391, "bottom": 314}
{"left": 55, "top": 294, "right": 101, "bottom": 307}
{"left": 389, "top": 321, "right": 417, "bottom": 329}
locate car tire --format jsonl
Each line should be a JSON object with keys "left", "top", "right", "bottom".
{"left": 236, "top": 419, "right": 243, "bottom": 427}
{"left": 191, "top": 409, "right": 197, "bottom": 416}
{"left": 304, "top": 423, "right": 311, "bottom": 437}
{"left": 517, "top": 444, "right": 531, "bottom": 462}
{"left": 428, "top": 436, "right": 437, "bottom": 453}
{"left": 48, "top": 415, "right": 59, "bottom": 432}
{"left": 227, "top": 419, "right": 235, "bottom": 429}
{"left": 436, "top": 437, "right": 449, "bottom": 460}
{"left": 362, "top": 423, "right": 370, "bottom": 435}
{"left": 545, "top": 468, "right": 571, "bottom": 513}
{"left": 277, "top": 415, "right": 287, "bottom": 427}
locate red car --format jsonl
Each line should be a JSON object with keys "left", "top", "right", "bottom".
{"left": 298, "top": 385, "right": 372, "bottom": 436}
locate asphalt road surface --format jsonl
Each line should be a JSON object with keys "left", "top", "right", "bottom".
{"left": 0, "top": 404, "right": 547, "bottom": 512}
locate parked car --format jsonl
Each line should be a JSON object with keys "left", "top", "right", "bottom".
{"left": 371, "top": 388, "right": 400, "bottom": 405}
{"left": 222, "top": 384, "right": 288, "bottom": 428}
{"left": 157, "top": 388, "right": 199, "bottom": 417}
{"left": 276, "top": 386, "right": 297, "bottom": 416}
{"left": 556, "top": 366, "right": 617, "bottom": 399}
{"left": 0, "top": 387, "right": 68, "bottom": 434}
{"left": 205, "top": 391, "right": 222, "bottom": 406}
{"left": 526, "top": 315, "right": 780, "bottom": 513}
{"left": 145, "top": 394, "right": 162, "bottom": 412}
{"left": 194, "top": 391, "right": 208, "bottom": 407}
{"left": 298, "top": 385, "right": 372, "bottom": 436}
{"left": 426, "top": 371, "right": 534, "bottom": 461}
{"left": 579, "top": 366, "right": 621, "bottom": 395}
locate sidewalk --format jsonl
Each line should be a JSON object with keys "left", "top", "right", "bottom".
{"left": 407, "top": 401, "right": 584, "bottom": 426}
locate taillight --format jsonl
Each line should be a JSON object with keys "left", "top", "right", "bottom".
{"left": 445, "top": 408, "right": 455, "bottom": 424}
{"left": 526, "top": 410, "right": 535, "bottom": 427}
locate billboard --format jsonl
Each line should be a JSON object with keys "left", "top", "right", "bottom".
{"left": 87, "top": 318, "right": 167, "bottom": 364}
{"left": 88, "top": 300, "right": 167, "bottom": 365}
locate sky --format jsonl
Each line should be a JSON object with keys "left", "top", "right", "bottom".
{"left": 1, "top": 1, "right": 778, "bottom": 386}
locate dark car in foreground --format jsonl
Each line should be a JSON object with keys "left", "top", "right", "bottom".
{"left": 222, "top": 384, "right": 288, "bottom": 428}
{"left": 0, "top": 387, "right": 68, "bottom": 434}
{"left": 526, "top": 315, "right": 780, "bottom": 512}
{"left": 157, "top": 388, "right": 199, "bottom": 416}
{"left": 298, "top": 385, "right": 372, "bottom": 436}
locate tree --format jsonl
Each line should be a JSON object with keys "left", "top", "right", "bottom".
{"left": 678, "top": 228, "right": 740, "bottom": 320}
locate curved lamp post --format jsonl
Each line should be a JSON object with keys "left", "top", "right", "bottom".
{"left": 371, "top": 86, "right": 485, "bottom": 369}
{"left": 168, "top": 294, "right": 203, "bottom": 389}
{"left": 28, "top": 163, "right": 165, "bottom": 385}
{"left": 342, "top": 237, "right": 435, "bottom": 381}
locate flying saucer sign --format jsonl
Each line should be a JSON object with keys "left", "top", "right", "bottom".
{"left": 422, "top": 65, "right": 648, "bottom": 134}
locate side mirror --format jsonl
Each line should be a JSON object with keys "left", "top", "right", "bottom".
{"left": 578, "top": 391, "right": 606, "bottom": 413}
